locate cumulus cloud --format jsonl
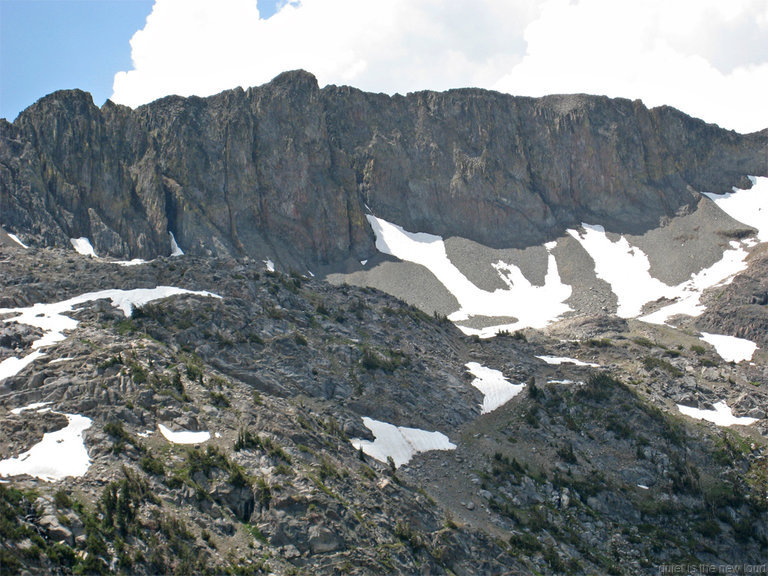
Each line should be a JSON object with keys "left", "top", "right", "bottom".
{"left": 112, "top": 0, "right": 768, "bottom": 133}
{"left": 493, "top": 0, "right": 768, "bottom": 133}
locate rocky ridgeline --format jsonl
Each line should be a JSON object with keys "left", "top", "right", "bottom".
{"left": 1, "top": 70, "right": 767, "bottom": 269}
{"left": 0, "top": 243, "right": 766, "bottom": 574}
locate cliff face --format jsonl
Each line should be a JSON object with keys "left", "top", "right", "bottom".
{"left": 2, "top": 70, "right": 766, "bottom": 266}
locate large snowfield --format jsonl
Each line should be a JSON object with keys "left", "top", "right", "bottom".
{"left": 365, "top": 178, "right": 768, "bottom": 354}
{"left": 366, "top": 215, "right": 572, "bottom": 337}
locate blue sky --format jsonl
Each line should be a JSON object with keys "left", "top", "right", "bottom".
{"left": 0, "top": 0, "right": 280, "bottom": 121}
{"left": 2, "top": 0, "right": 767, "bottom": 133}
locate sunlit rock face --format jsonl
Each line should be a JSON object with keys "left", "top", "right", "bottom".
{"left": 2, "top": 71, "right": 766, "bottom": 269}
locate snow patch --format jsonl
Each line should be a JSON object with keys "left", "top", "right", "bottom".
{"left": 0, "top": 351, "right": 46, "bottom": 382}
{"left": 703, "top": 176, "right": 768, "bottom": 242}
{"left": 677, "top": 401, "right": 758, "bottom": 427}
{"left": 264, "top": 259, "right": 275, "bottom": 272}
{"left": 70, "top": 237, "right": 97, "bottom": 258}
{"left": 0, "top": 287, "right": 220, "bottom": 382}
{"left": 114, "top": 259, "right": 149, "bottom": 267}
{"left": 367, "top": 215, "right": 571, "bottom": 337}
{"left": 700, "top": 333, "right": 758, "bottom": 363}
{"left": 536, "top": 355, "right": 600, "bottom": 367}
{"left": 350, "top": 417, "right": 456, "bottom": 468}
{"left": 10, "top": 401, "right": 52, "bottom": 415}
{"left": 7, "top": 233, "right": 28, "bottom": 249}
{"left": 169, "top": 232, "right": 184, "bottom": 256}
{"left": 465, "top": 362, "right": 525, "bottom": 413}
{"left": 158, "top": 423, "right": 211, "bottom": 444}
{"left": 0, "top": 412, "right": 92, "bottom": 482}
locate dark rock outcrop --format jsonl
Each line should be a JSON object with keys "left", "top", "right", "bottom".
{"left": 2, "top": 70, "right": 767, "bottom": 267}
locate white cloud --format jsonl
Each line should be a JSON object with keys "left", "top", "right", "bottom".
{"left": 112, "top": 0, "right": 768, "bottom": 133}
{"left": 493, "top": 0, "right": 768, "bottom": 133}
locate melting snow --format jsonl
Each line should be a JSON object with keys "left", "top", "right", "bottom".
{"left": 70, "top": 237, "right": 97, "bottom": 258}
{"left": 699, "top": 332, "right": 758, "bottom": 363}
{"left": 10, "top": 401, "right": 52, "bottom": 415}
{"left": 677, "top": 401, "right": 758, "bottom": 427}
{"left": 639, "top": 242, "right": 750, "bottom": 325}
{"left": 0, "top": 412, "right": 92, "bottom": 481}
{"left": 169, "top": 232, "right": 184, "bottom": 256}
{"left": 703, "top": 176, "right": 768, "bottom": 242}
{"left": 567, "top": 224, "right": 669, "bottom": 318}
{"left": 158, "top": 423, "right": 211, "bottom": 444}
{"left": 568, "top": 224, "right": 750, "bottom": 324}
{"left": 0, "top": 351, "right": 46, "bottom": 382}
{"left": 465, "top": 362, "right": 525, "bottom": 413}
{"left": 536, "top": 355, "right": 600, "bottom": 367}
{"left": 114, "top": 259, "right": 149, "bottom": 267}
{"left": 0, "top": 287, "right": 221, "bottom": 382}
{"left": 366, "top": 215, "right": 572, "bottom": 337}
{"left": 7, "top": 233, "right": 28, "bottom": 249}
{"left": 350, "top": 417, "right": 456, "bottom": 468}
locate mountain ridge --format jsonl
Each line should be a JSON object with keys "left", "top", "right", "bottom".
{"left": 3, "top": 70, "right": 766, "bottom": 270}
{"left": 2, "top": 71, "right": 768, "bottom": 575}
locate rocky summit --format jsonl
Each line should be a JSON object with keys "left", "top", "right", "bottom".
{"left": 1, "top": 72, "right": 767, "bottom": 575}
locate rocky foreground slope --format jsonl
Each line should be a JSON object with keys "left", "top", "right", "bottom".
{"left": 0, "top": 240, "right": 766, "bottom": 575}
{"left": 1, "top": 73, "right": 768, "bottom": 574}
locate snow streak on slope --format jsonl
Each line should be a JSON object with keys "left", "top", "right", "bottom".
{"left": 536, "top": 355, "right": 600, "bottom": 367}
{"left": 465, "top": 362, "right": 526, "bottom": 414}
{"left": 700, "top": 333, "right": 758, "bottom": 363}
{"left": 10, "top": 402, "right": 53, "bottom": 415}
{"left": 677, "top": 401, "right": 757, "bottom": 427}
{"left": 0, "top": 287, "right": 221, "bottom": 382}
{"left": 169, "top": 231, "right": 184, "bottom": 256}
{"left": 7, "top": 233, "right": 28, "bottom": 249}
{"left": 0, "top": 409, "right": 92, "bottom": 482}
{"left": 350, "top": 417, "right": 456, "bottom": 468}
{"left": 114, "top": 259, "right": 150, "bottom": 267}
{"left": 703, "top": 177, "right": 768, "bottom": 242}
{"left": 366, "top": 215, "right": 572, "bottom": 337}
{"left": 568, "top": 224, "right": 750, "bottom": 324}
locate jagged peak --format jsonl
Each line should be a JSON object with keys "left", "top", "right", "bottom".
{"left": 17, "top": 88, "right": 98, "bottom": 120}
{"left": 269, "top": 68, "right": 319, "bottom": 88}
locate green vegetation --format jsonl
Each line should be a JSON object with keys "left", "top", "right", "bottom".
{"left": 360, "top": 346, "right": 410, "bottom": 372}
{"left": 234, "top": 429, "right": 291, "bottom": 463}
{"left": 641, "top": 355, "right": 683, "bottom": 377}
